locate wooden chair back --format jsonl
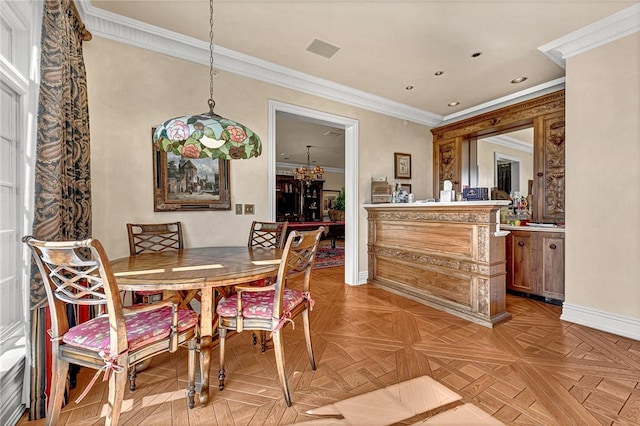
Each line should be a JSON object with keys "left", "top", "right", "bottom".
{"left": 126, "top": 222, "right": 183, "bottom": 255}
{"left": 217, "top": 227, "right": 324, "bottom": 406}
{"left": 23, "top": 236, "right": 199, "bottom": 424}
{"left": 272, "top": 227, "right": 323, "bottom": 316}
{"left": 248, "top": 221, "right": 289, "bottom": 249}
{"left": 25, "top": 237, "right": 127, "bottom": 352}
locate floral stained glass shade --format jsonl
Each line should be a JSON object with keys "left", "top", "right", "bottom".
{"left": 153, "top": 111, "right": 262, "bottom": 160}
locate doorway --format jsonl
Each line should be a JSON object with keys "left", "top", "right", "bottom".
{"left": 268, "top": 100, "right": 359, "bottom": 285}
{"left": 495, "top": 152, "right": 522, "bottom": 194}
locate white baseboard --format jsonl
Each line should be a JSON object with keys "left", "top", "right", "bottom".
{"left": 561, "top": 303, "right": 640, "bottom": 340}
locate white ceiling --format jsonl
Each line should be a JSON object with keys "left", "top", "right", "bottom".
{"left": 83, "top": 1, "right": 637, "bottom": 168}
{"left": 276, "top": 113, "right": 346, "bottom": 170}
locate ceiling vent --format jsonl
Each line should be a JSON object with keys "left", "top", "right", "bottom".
{"left": 323, "top": 131, "right": 342, "bottom": 138}
{"left": 306, "top": 39, "right": 340, "bottom": 59}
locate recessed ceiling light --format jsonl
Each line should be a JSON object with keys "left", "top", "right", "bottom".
{"left": 511, "top": 76, "right": 528, "bottom": 84}
{"left": 434, "top": 71, "right": 444, "bottom": 76}
{"left": 447, "top": 102, "right": 460, "bottom": 107}
{"left": 471, "top": 52, "right": 482, "bottom": 58}
{"left": 405, "top": 85, "right": 414, "bottom": 90}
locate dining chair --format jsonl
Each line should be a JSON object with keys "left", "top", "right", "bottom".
{"left": 23, "top": 236, "right": 199, "bottom": 426}
{"left": 246, "top": 221, "right": 289, "bottom": 351}
{"left": 126, "top": 222, "right": 183, "bottom": 304}
{"left": 216, "top": 227, "right": 324, "bottom": 407}
{"left": 248, "top": 220, "right": 289, "bottom": 249}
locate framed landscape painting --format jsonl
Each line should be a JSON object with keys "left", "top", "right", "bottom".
{"left": 153, "top": 144, "right": 231, "bottom": 211}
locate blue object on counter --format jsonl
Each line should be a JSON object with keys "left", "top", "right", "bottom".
{"left": 462, "top": 187, "right": 489, "bottom": 200}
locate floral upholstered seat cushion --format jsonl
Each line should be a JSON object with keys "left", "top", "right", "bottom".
{"left": 63, "top": 306, "right": 198, "bottom": 355}
{"left": 217, "top": 288, "right": 304, "bottom": 319}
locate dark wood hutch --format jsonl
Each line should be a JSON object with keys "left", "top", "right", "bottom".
{"left": 276, "top": 174, "right": 324, "bottom": 222}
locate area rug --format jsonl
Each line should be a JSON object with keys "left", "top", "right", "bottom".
{"left": 314, "top": 247, "right": 345, "bottom": 269}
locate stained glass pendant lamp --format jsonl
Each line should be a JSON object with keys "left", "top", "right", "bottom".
{"left": 153, "top": 0, "right": 261, "bottom": 160}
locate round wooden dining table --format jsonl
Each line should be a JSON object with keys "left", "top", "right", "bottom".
{"left": 110, "top": 246, "right": 282, "bottom": 406}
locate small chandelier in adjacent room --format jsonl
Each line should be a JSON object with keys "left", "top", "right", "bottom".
{"left": 152, "top": 0, "right": 261, "bottom": 160}
{"left": 295, "top": 145, "right": 324, "bottom": 185}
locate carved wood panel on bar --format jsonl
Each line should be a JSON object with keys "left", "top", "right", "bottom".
{"left": 365, "top": 202, "right": 511, "bottom": 328}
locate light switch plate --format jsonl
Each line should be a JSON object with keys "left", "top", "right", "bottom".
{"left": 244, "top": 204, "right": 255, "bottom": 215}
{"left": 235, "top": 204, "right": 243, "bottom": 215}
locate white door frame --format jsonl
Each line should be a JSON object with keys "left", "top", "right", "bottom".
{"left": 268, "top": 100, "right": 359, "bottom": 285}
{"left": 494, "top": 152, "right": 522, "bottom": 193}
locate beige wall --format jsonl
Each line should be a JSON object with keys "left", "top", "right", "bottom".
{"left": 84, "top": 37, "right": 432, "bottom": 272}
{"left": 321, "top": 171, "right": 345, "bottom": 193}
{"left": 565, "top": 33, "right": 640, "bottom": 319}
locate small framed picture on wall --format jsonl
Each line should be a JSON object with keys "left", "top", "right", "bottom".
{"left": 394, "top": 152, "right": 411, "bottom": 179}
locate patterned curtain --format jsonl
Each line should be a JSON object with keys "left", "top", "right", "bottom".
{"left": 28, "top": 0, "right": 92, "bottom": 419}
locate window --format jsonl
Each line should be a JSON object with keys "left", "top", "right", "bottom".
{"left": 0, "top": 1, "right": 40, "bottom": 422}
{"left": 0, "top": 81, "right": 23, "bottom": 341}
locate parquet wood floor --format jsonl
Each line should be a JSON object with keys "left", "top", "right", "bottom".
{"left": 19, "top": 265, "right": 640, "bottom": 425}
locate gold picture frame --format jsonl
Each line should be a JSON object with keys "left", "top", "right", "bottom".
{"left": 394, "top": 152, "right": 411, "bottom": 179}
{"left": 153, "top": 132, "right": 231, "bottom": 211}
{"left": 322, "top": 190, "right": 340, "bottom": 219}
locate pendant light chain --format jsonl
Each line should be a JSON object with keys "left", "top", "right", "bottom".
{"left": 208, "top": 0, "right": 216, "bottom": 113}
{"left": 152, "top": 0, "right": 262, "bottom": 160}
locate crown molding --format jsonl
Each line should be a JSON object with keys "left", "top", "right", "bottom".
{"left": 75, "top": 1, "right": 637, "bottom": 129}
{"left": 538, "top": 3, "right": 640, "bottom": 69}
{"left": 74, "top": 1, "right": 442, "bottom": 127}
{"left": 483, "top": 135, "right": 533, "bottom": 154}
{"left": 441, "top": 78, "right": 565, "bottom": 125}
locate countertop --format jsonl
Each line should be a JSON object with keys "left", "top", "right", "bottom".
{"left": 501, "top": 224, "right": 565, "bottom": 233}
{"left": 363, "top": 200, "right": 510, "bottom": 208}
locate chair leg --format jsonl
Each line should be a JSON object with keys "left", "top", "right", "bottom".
{"left": 105, "top": 356, "right": 129, "bottom": 426}
{"left": 252, "top": 330, "right": 269, "bottom": 353}
{"left": 45, "top": 356, "right": 69, "bottom": 426}
{"left": 187, "top": 338, "right": 197, "bottom": 409}
{"left": 302, "top": 308, "right": 316, "bottom": 370}
{"left": 218, "top": 327, "right": 227, "bottom": 391}
{"left": 128, "top": 366, "right": 137, "bottom": 391}
{"left": 272, "top": 331, "right": 292, "bottom": 407}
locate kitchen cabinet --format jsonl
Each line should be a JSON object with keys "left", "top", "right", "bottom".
{"left": 533, "top": 111, "right": 565, "bottom": 223}
{"left": 506, "top": 229, "right": 565, "bottom": 302}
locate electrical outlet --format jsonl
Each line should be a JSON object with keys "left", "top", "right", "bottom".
{"left": 244, "top": 204, "right": 255, "bottom": 215}
{"left": 235, "top": 204, "right": 243, "bottom": 215}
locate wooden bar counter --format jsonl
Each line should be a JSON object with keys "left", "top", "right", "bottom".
{"left": 364, "top": 201, "right": 511, "bottom": 328}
